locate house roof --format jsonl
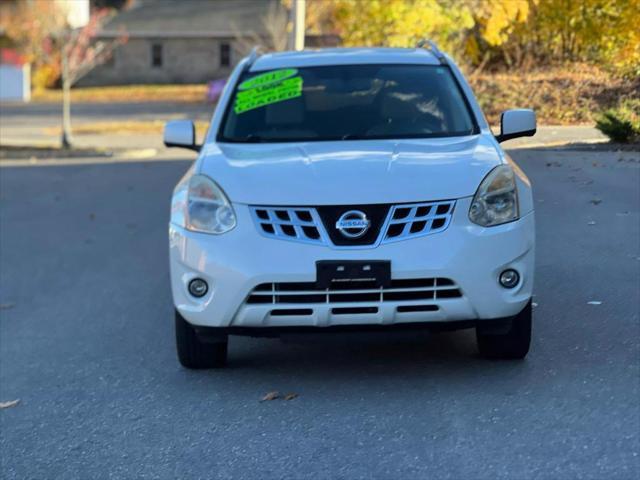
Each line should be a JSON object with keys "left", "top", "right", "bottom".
{"left": 100, "top": 0, "right": 283, "bottom": 38}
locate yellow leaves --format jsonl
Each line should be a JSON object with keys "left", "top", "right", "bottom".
{"left": 321, "top": 0, "right": 637, "bottom": 75}
{"left": 476, "top": 0, "right": 532, "bottom": 46}
{"left": 32, "top": 63, "right": 61, "bottom": 91}
{"left": 331, "top": 0, "right": 473, "bottom": 52}
{"left": 606, "top": 0, "right": 640, "bottom": 76}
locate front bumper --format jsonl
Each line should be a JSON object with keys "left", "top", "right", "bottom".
{"left": 170, "top": 198, "right": 535, "bottom": 328}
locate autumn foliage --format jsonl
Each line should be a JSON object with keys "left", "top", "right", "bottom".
{"left": 309, "top": 0, "right": 639, "bottom": 77}
{"left": 0, "top": 0, "right": 67, "bottom": 88}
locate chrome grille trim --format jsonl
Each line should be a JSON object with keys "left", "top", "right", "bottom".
{"left": 382, "top": 200, "right": 455, "bottom": 244}
{"left": 246, "top": 277, "right": 462, "bottom": 305}
{"left": 249, "top": 200, "right": 455, "bottom": 248}
{"left": 249, "top": 206, "right": 329, "bottom": 245}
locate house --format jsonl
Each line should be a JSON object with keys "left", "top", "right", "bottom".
{"left": 81, "top": 0, "right": 337, "bottom": 86}
{"left": 0, "top": 49, "right": 30, "bottom": 102}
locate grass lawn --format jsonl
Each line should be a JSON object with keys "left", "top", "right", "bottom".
{"left": 32, "top": 84, "right": 209, "bottom": 103}
{"left": 44, "top": 120, "right": 211, "bottom": 137}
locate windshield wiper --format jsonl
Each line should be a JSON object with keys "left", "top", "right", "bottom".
{"left": 226, "top": 134, "right": 263, "bottom": 143}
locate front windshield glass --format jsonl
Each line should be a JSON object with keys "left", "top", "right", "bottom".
{"left": 218, "top": 64, "right": 477, "bottom": 143}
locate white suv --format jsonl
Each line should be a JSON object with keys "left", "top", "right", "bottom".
{"left": 164, "top": 44, "right": 537, "bottom": 369}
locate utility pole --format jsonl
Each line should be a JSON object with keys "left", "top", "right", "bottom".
{"left": 289, "top": 0, "right": 306, "bottom": 51}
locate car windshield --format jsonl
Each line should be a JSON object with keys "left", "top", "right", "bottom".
{"left": 218, "top": 64, "right": 477, "bottom": 143}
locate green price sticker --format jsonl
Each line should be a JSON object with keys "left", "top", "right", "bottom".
{"left": 234, "top": 69, "right": 303, "bottom": 114}
{"left": 238, "top": 69, "right": 298, "bottom": 91}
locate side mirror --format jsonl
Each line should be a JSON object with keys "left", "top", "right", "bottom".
{"left": 163, "top": 120, "right": 200, "bottom": 151}
{"left": 496, "top": 109, "right": 536, "bottom": 143}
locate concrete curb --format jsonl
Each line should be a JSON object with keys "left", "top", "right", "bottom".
{"left": 0, "top": 141, "right": 158, "bottom": 165}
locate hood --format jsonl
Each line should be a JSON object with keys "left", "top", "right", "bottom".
{"left": 199, "top": 135, "right": 503, "bottom": 205}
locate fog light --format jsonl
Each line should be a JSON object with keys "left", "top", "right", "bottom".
{"left": 499, "top": 269, "right": 520, "bottom": 288}
{"left": 188, "top": 278, "right": 208, "bottom": 297}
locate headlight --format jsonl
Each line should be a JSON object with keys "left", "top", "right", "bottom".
{"left": 171, "top": 173, "right": 236, "bottom": 234}
{"left": 469, "top": 165, "right": 519, "bottom": 227}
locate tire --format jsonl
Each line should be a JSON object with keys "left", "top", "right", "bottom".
{"left": 476, "top": 300, "right": 532, "bottom": 360}
{"left": 175, "top": 310, "right": 228, "bottom": 369}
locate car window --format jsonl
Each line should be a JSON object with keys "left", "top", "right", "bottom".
{"left": 219, "top": 64, "right": 477, "bottom": 143}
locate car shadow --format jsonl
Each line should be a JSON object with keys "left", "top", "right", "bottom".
{"left": 209, "top": 329, "right": 533, "bottom": 389}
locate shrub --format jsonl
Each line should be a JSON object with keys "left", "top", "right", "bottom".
{"left": 32, "top": 62, "right": 61, "bottom": 90}
{"left": 595, "top": 99, "right": 640, "bottom": 143}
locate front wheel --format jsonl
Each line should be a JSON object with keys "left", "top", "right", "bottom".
{"left": 476, "top": 300, "right": 532, "bottom": 360}
{"left": 175, "top": 310, "right": 228, "bottom": 369}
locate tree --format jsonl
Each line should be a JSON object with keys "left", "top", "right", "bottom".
{"left": 228, "top": 0, "right": 638, "bottom": 75}
{"left": 318, "top": 0, "right": 473, "bottom": 58}
{"left": 59, "top": 10, "right": 126, "bottom": 148}
{"left": 519, "top": 0, "right": 640, "bottom": 74}
{"left": 463, "top": 0, "right": 532, "bottom": 68}
{"left": 232, "top": 1, "right": 289, "bottom": 53}
{"left": 0, "top": 0, "right": 67, "bottom": 88}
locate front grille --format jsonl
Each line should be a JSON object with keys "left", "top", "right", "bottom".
{"left": 315, "top": 204, "right": 390, "bottom": 246}
{"left": 249, "top": 207, "right": 326, "bottom": 245}
{"left": 246, "top": 277, "right": 462, "bottom": 305}
{"left": 250, "top": 200, "right": 455, "bottom": 248}
{"left": 384, "top": 200, "right": 454, "bottom": 243}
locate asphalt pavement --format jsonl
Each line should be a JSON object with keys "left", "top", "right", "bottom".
{"left": 1, "top": 145, "right": 639, "bottom": 479}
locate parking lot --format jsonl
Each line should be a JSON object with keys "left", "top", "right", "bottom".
{"left": 1, "top": 146, "right": 639, "bottom": 479}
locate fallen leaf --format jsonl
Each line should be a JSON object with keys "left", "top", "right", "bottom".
{"left": 260, "top": 391, "right": 280, "bottom": 402}
{"left": 587, "top": 301, "right": 602, "bottom": 305}
{"left": 0, "top": 399, "right": 20, "bottom": 409}
{"left": 283, "top": 393, "right": 298, "bottom": 401}
{"left": 0, "top": 302, "right": 15, "bottom": 310}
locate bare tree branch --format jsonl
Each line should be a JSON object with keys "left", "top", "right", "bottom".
{"left": 232, "top": 1, "right": 289, "bottom": 53}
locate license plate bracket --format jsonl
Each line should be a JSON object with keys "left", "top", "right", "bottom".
{"left": 316, "top": 260, "right": 391, "bottom": 289}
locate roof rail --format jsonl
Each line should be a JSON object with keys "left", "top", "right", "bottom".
{"left": 416, "top": 39, "right": 447, "bottom": 65}
{"left": 242, "top": 46, "right": 262, "bottom": 73}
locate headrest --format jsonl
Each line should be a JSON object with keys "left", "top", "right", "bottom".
{"left": 266, "top": 98, "right": 304, "bottom": 125}
{"left": 380, "top": 92, "right": 418, "bottom": 120}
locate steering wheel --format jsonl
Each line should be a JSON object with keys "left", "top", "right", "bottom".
{"left": 366, "top": 112, "right": 443, "bottom": 136}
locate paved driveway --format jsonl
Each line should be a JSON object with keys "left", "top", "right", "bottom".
{"left": 1, "top": 147, "right": 638, "bottom": 479}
